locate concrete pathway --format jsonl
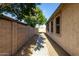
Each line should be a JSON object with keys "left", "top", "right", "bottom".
{"left": 31, "top": 33, "right": 69, "bottom": 56}
{"left": 44, "top": 33, "right": 69, "bottom": 56}
{"left": 32, "top": 33, "right": 49, "bottom": 56}
{"left": 16, "top": 33, "right": 70, "bottom": 56}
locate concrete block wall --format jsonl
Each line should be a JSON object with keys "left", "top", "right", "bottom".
{"left": 0, "top": 19, "right": 12, "bottom": 55}
{"left": 0, "top": 18, "right": 37, "bottom": 55}
{"left": 11, "top": 22, "right": 18, "bottom": 55}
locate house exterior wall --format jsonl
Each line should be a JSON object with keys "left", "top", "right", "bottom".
{"left": 46, "top": 4, "right": 79, "bottom": 55}
{"left": 0, "top": 18, "right": 37, "bottom": 55}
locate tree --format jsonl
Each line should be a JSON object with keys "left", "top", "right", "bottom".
{"left": 24, "top": 16, "right": 37, "bottom": 27}
{"left": 24, "top": 7, "right": 47, "bottom": 27}
{"left": 0, "top": 3, "right": 38, "bottom": 20}
{"left": 0, "top": 3, "right": 46, "bottom": 27}
{"left": 35, "top": 7, "right": 46, "bottom": 25}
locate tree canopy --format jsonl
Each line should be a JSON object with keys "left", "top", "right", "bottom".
{"left": 0, "top": 3, "right": 47, "bottom": 27}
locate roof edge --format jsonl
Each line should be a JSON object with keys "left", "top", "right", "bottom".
{"left": 46, "top": 3, "right": 63, "bottom": 25}
{"left": 0, "top": 14, "right": 28, "bottom": 26}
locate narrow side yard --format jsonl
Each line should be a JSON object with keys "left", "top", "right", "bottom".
{"left": 44, "top": 33, "right": 70, "bottom": 56}
{"left": 16, "top": 33, "right": 70, "bottom": 56}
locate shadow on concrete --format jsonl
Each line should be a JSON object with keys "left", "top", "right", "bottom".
{"left": 44, "top": 33, "right": 70, "bottom": 56}
{"left": 15, "top": 33, "right": 46, "bottom": 56}
{"left": 15, "top": 35, "right": 38, "bottom": 56}
{"left": 34, "top": 33, "right": 45, "bottom": 51}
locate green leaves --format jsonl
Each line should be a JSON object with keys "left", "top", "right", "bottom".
{"left": 0, "top": 3, "right": 47, "bottom": 27}
{"left": 35, "top": 7, "right": 47, "bottom": 25}
{"left": 24, "top": 16, "right": 37, "bottom": 27}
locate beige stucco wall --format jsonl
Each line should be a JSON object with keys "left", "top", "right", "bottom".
{"left": 46, "top": 4, "right": 79, "bottom": 55}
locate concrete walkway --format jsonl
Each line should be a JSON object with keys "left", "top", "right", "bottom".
{"left": 44, "top": 33, "right": 70, "bottom": 56}
{"left": 16, "top": 33, "right": 70, "bottom": 56}
{"left": 31, "top": 33, "right": 49, "bottom": 56}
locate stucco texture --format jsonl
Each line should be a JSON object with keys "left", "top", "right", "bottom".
{"left": 46, "top": 4, "right": 79, "bottom": 55}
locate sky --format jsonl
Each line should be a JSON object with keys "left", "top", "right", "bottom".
{"left": 38, "top": 3, "right": 60, "bottom": 20}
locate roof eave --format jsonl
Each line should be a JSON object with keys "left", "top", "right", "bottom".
{"left": 46, "top": 3, "right": 63, "bottom": 25}
{"left": 0, "top": 14, "right": 28, "bottom": 26}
